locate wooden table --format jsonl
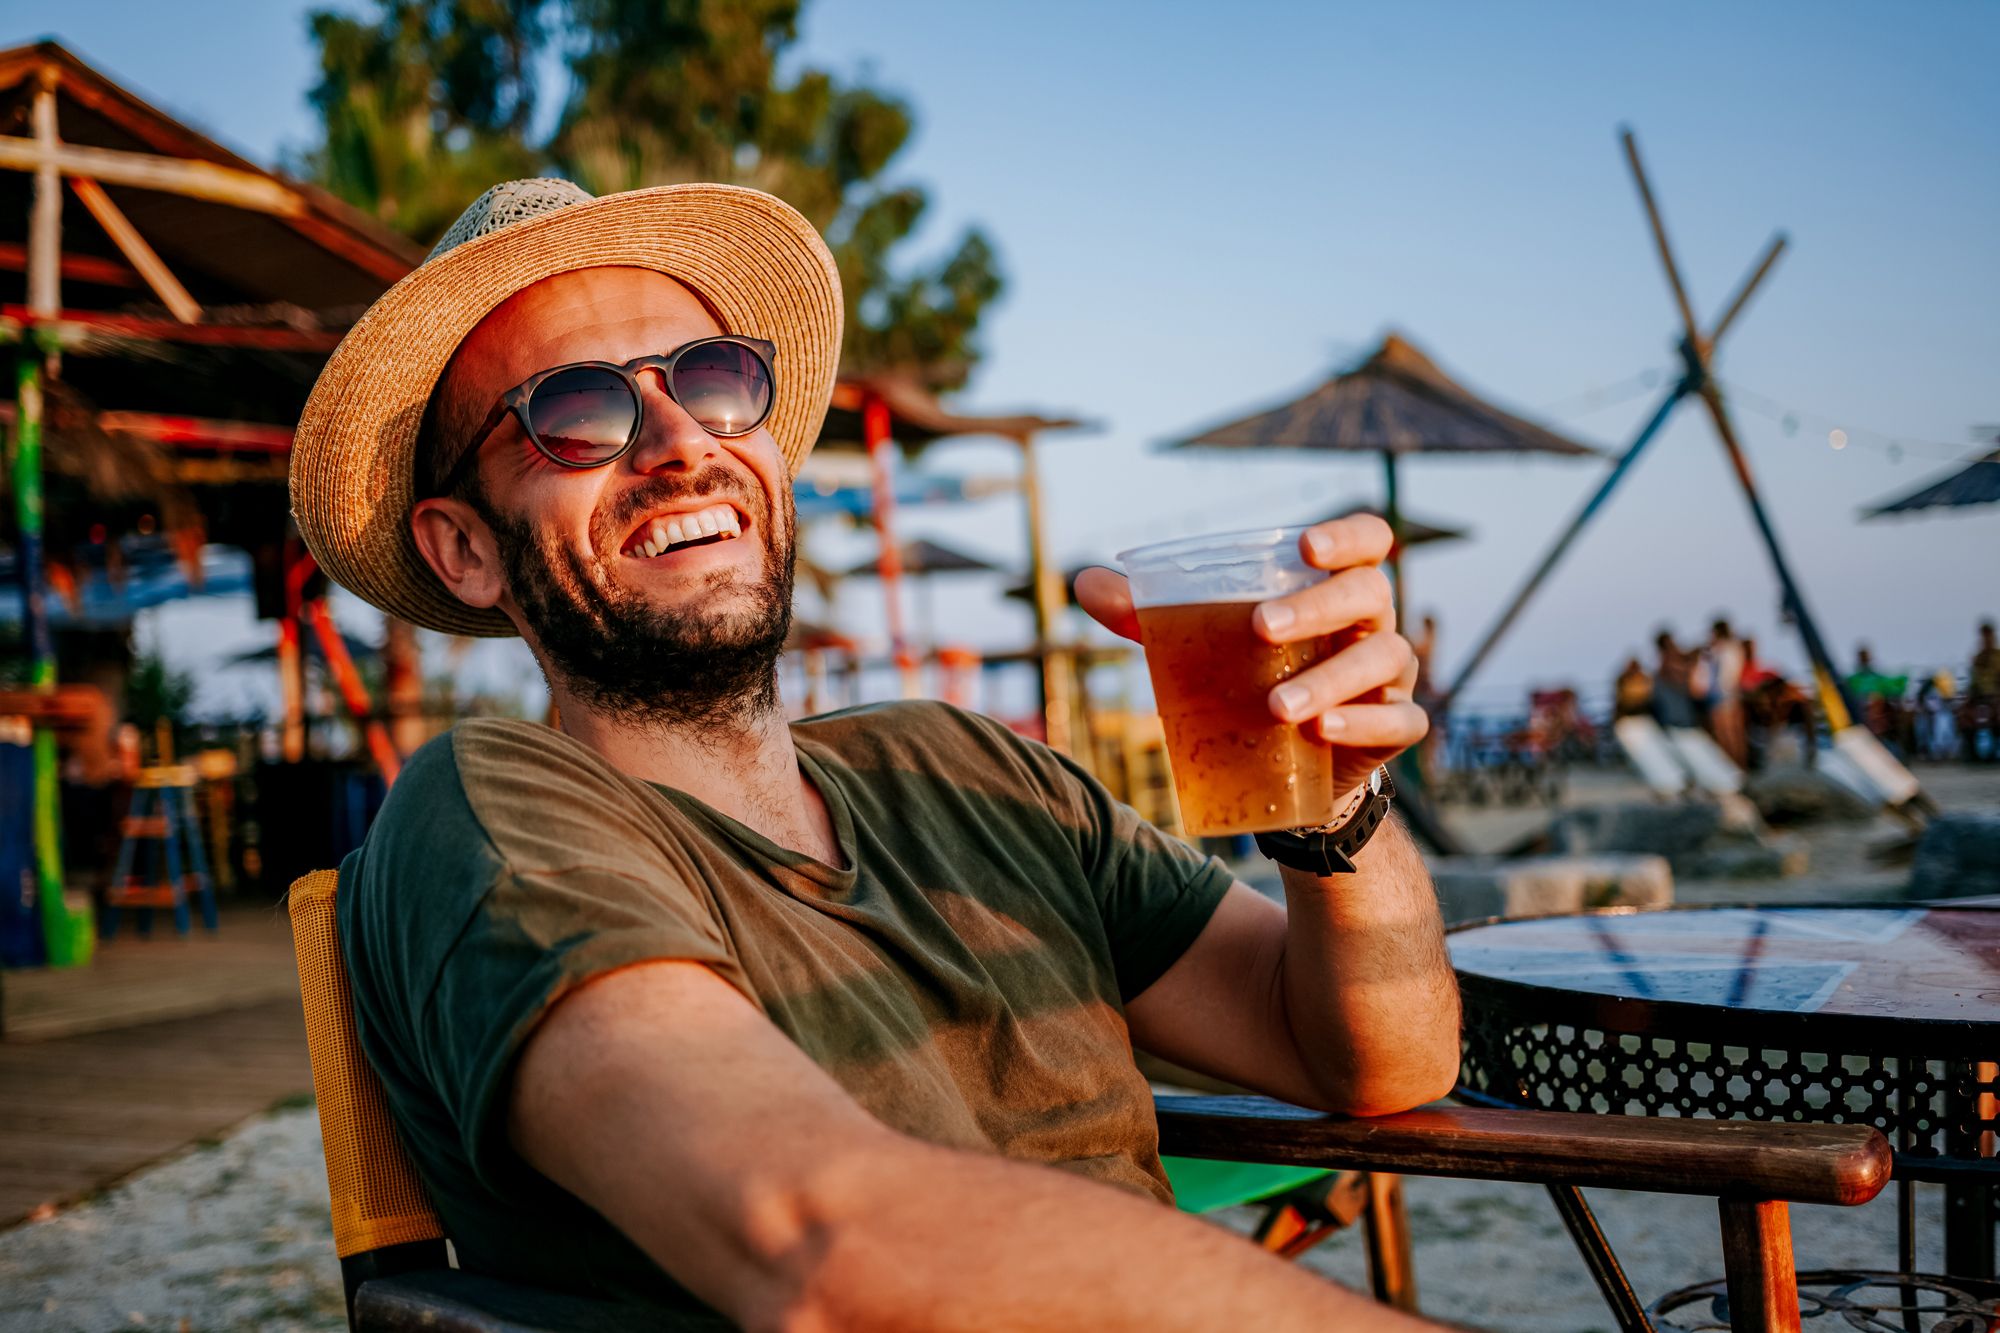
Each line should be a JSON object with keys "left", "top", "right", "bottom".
{"left": 1451, "top": 904, "right": 2000, "bottom": 1281}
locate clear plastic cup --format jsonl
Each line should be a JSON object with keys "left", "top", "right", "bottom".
{"left": 1118, "top": 526, "right": 1336, "bottom": 836}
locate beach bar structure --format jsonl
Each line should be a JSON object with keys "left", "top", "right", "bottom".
{"left": 817, "top": 374, "right": 1089, "bottom": 750}
{"left": 0, "top": 41, "right": 423, "bottom": 961}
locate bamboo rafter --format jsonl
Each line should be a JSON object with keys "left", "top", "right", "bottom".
{"left": 68, "top": 177, "right": 203, "bottom": 323}
{"left": 0, "top": 133, "right": 305, "bottom": 216}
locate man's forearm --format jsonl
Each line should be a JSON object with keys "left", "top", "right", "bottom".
{"left": 767, "top": 1133, "right": 1440, "bottom": 1333}
{"left": 1274, "top": 815, "right": 1460, "bottom": 1113}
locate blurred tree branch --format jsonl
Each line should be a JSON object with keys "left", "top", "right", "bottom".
{"left": 295, "top": 0, "right": 1004, "bottom": 391}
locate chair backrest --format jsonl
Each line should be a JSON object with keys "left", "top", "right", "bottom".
{"left": 288, "top": 870, "right": 446, "bottom": 1258}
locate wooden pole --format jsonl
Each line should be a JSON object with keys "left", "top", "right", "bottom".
{"left": 0, "top": 133, "right": 305, "bottom": 217}
{"left": 1440, "top": 383, "right": 1690, "bottom": 710}
{"left": 68, "top": 177, "right": 203, "bottom": 324}
{"left": 1716, "top": 1199, "right": 1802, "bottom": 1333}
{"left": 1020, "top": 432, "right": 1075, "bottom": 755}
{"left": 26, "top": 74, "right": 60, "bottom": 317}
{"left": 1382, "top": 449, "right": 1404, "bottom": 626}
{"left": 13, "top": 350, "right": 79, "bottom": 964}
{"left": 1621, "top": 131, "right": 1867, "bottom": 738}
{"left": 15, "top": 71, "right": 81, "bottom": 966}
{"left": 1440, "top": 158, "right": 1791, "bottom": 714}
{"left": 862, "top": 393, "right": 918, "bottom": 697}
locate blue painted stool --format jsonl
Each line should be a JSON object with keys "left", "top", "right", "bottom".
{"left": 103, "top": 765, "right": 219, "bottom": 938}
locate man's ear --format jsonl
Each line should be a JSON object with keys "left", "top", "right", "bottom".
{"left": 411, "top": 496, "right": 507, "bottom": 610}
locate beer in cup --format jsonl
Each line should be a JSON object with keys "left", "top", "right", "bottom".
{"left": 1118, "top": 527, "right": 1337, "bottom": 837}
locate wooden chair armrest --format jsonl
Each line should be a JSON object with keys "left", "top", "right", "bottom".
{"left": 1154, "top": 1094, "right": 1891, "bottom": 1207}
{"left": 354, "top": 1269, "right": 672, "bottom": 1332}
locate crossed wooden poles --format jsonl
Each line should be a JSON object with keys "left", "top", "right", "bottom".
{"left": 1439, "top": 130, "right": 1927, "bottom": 814}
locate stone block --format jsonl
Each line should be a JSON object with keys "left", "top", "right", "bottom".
{"left": 1680, "top": 835, "right": 1810, "bottom": 881}
{"left": 1545, "top": 802, "right": 1723, "bottom": 864}
{"left": 1428, "top": 853, "right": 1674, "bottom": 924}
{"left": 1909, "top": 814, "right": 2000, "bottom": 901}
{"left": 1745, "top": 764, "right": 1876, "bottom": 826}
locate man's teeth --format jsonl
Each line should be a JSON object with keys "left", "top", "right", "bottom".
{"left": 630, "top": 503, "right": 743, "bottom": 557}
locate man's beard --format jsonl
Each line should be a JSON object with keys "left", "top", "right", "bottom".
{"left": 474, "top": 467, "right": 794, "bottom": 735}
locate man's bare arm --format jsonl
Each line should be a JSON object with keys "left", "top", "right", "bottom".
{"left": 1125, "top": 820, "right": 1461, "bottom": 1116}
{"left": 509, "top": 959, "right": 1442, "bottom": 1333}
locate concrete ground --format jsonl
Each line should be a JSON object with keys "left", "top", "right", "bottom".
{"left": 1, "top": 759, "right": 1994, "bottom": 1331}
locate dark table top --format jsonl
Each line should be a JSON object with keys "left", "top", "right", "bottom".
{"left": 1449, "top": 905, "right": 2000, "bottom": 1027}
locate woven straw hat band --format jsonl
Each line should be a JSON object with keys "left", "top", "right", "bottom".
{"left": 289, "top": 181, "right": 843, "bottom": 637}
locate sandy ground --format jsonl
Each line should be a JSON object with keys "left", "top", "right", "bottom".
{"left": 0, "top": 1102, "right": 1954, "bottom": 1332}
{"left": 2, "top": 759, "right": 1994, "bottom": 1331}
{"left": 0, "top": 1108, "right": 342, "bottom": 1333}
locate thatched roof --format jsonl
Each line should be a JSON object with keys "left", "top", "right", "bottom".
{"left": 817, "top": 372, "right": 1087, "bottom": 454}
{"left": 1863, "top": 449, "right": 2000, "bottom": 519}
{"left": 1317, "top": 502, "right": 1469, "bottom": 548}
{"left": 0, "top": 41, "right": 420, "bottom": 318}
{"left": 1168, "top": 332, "right": 1601, "bottom": 458}
{"left": 842, "top": 537, "right": 1004, "bottom": 579}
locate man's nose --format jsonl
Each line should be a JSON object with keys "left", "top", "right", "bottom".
{"left": 625, "top": 367, "right": 719, "bottom": 474}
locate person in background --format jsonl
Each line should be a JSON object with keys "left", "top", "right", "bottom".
{"left": 1972, "top": 621, "right": 2000, "bottom": 701}
{"left": 1739, "top": 637, "right": 1777, "bottom": 693}
{"left": 1704, "top": 618, "right": 1748, "bottom": 767}
{"left": 1847, "top": 644, "right": 1911, "bottom": 750}
{"left": 1613, "top": 656, "right": 1653, "bottom": 719}
{"left": 1962, "top": 621, "right": 2000, "bottom": 762}
{"left": 1917, "top": 669, "right": 1959, "bottom": 761}
{"left": 1653, "top": 629, "right": 1697, "bottom": 730}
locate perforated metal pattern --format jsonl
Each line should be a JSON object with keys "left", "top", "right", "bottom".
{"left": 1650, "top": 1269, "right": 2000, "bottom": 1331}
{"left": 1458, "top": 981, "right": 1999, "bottom": 1169}
{"left": 289, "top": 870, "right": 446, "bottom": 1257}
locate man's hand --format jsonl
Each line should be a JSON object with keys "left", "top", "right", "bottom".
{"left": 1076, "top": 514, "right": 1427, "bottom": 795}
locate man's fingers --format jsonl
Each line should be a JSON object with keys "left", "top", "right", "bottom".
{"left": 1299, "top": 515, "right": 1394, "bottom": 571}
{"left": 1072, "top": 566, "right": 1142, "bottom": 642}
{"left": 1314, "top": 702, "right": 1430, "bottom": 747}
{"left": 1253, "top": 566, "right": 1395, "bottom": 643}
{"left": 1268, "top": 631, "right": 1415, "bottom": 723}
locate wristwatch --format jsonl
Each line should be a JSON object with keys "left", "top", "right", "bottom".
{"left": 1254, "top": 765, "right": 1396, "bottom": 875}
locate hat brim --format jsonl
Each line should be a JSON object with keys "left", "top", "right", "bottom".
{"left": 290, "top": 183, "right": 843, "bottom": 637}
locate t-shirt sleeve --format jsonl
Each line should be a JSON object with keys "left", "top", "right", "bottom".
{"left": 943, "top": 705, "right": 1234, "bottom": 1001}
{"left": 341, "top": 721, "right": 746, "bottom": 1194}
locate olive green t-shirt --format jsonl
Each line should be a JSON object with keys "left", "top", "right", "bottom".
{"left": 338, "top": 701, "right": 1233, "bottom": 1319}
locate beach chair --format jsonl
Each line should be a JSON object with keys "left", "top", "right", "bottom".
{"left": 290, "top": 870, "right": 1892, "bottom": 1332}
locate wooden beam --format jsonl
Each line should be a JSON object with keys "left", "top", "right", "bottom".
{"left": 0, "top": 306, "right": 344, "bottom": 352}
{"left": 169, "top": 457, "right": 291, "bottom": 485}
{"left": 0, "top": 134, "right": 305, "bottom": 217}
{"left": 0, "top": 241, "right": 142, "bottom": 288}
{"left": 281, "top": 209, "right": 417, "bottom": 286}
{"left": 68, "top": 177, "right": 203, "bottom": 323}
{"left": 98, "top": 410, "right": 293, "bottom": 453}
{"left": 27, "top": 73, "right": 60, "bottom": 315}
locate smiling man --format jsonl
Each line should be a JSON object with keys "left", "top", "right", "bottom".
{"left": 291, "top": 179, "right": 1459, "bottom": 1332}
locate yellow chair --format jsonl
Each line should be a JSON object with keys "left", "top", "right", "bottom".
{"left": 290, "top": 870, "right": 1893, "bottom": 1332}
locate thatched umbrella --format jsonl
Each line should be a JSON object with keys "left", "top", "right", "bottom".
{"left": 842, "top": 537, "right": 1005, "bottom": 648}
{"left": 1166, "top": 332, "right": 1596, "bottom": 614}
{"left": 1315, "top": 502, "right": 1469, "bottom": 551}
{"left": 1862, "top": 448, "right": 2000, "bottom": 519}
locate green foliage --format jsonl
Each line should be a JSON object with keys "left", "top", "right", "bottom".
{"left": 299, "top": 0, "right": 1003, "bottom": 389}
{"left": 127, "top": 650, "right": 196, "bottom": 732}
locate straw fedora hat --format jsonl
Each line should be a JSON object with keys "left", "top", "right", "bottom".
{"left": 290, "top": 178, "right": 843, "bottom": 637}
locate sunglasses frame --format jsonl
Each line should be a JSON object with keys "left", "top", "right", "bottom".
{"left": 431, "top": 334, "right": 778, "bottom": 497}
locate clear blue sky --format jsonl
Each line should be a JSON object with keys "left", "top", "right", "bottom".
{"left": 8, "top": 0, "right": 1997, "bottom": 710}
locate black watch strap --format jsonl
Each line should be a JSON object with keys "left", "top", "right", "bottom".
{"left": 1254, "top": 766, "right": 1396, "bottom": 875}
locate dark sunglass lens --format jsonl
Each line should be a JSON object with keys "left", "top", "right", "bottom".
{"left": 528, "top": 366, "right": 637, "bottom": 463}
{"left": 671, "top": 342, "right": 774, "bottom": 436}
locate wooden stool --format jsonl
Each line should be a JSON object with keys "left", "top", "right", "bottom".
{"left": 103, "top": 765, "right": 218, "bottom": 938}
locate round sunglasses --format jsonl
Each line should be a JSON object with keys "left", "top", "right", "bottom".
{"left": 432, "top": 335, "right": 777, "bottom": 496}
